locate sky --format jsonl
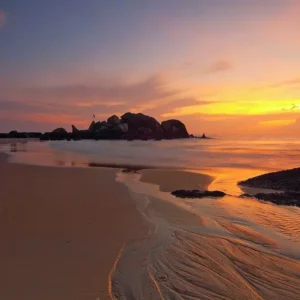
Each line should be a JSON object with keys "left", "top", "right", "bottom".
{"left": 0, "top": 0, "right": 300, "bottom": 135}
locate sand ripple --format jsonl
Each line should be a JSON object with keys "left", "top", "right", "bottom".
{"left": 111, "top": 171, "right": 300, "bottom": 299}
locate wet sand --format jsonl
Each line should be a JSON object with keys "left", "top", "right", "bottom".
{"left": 113, "top": 168, "right": 300, "bottom": 299}
{"left": 0, "top": 153, "right": 147, "bottom": 300}
{"left": 140, "top": 169, "right": 214, "bottom": 192}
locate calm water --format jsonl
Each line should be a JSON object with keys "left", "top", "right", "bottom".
{"left": 1, "top": 136, "right": 300, "bottom": 173}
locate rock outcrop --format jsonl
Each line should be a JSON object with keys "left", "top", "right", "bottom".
{"left": 240, "top": 192, "right": 300, "bottom": 207}
{"left": 0, "top": 131, "right": 42, "bottom": 139}
{"left": 161, "top": 119, "right": 189, "bottom": 139}
{"left": 239, "top": 168, "right": 300, "bottom": 192}
{"left": 171, "top": 190, "right": 226, "bottom": 199}
{"left": 107, "top": 115, "right": 120, "bottom": 126}
{"left": 0, "top": 112, "right": 190, "bottom": 141}
{"left": 121, "top": 112, "right": 163, "bottom": 139}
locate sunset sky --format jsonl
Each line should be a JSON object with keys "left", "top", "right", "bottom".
{"left": 1, "top": 0, "right": 300, "bottom": 135}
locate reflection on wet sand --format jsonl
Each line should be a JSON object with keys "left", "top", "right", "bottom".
{"left": 111, "top": 169, "right": 300, "bottom": 299}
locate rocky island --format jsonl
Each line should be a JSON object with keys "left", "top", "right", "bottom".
{"left": 0, "top": 112, "right": 196, "bottom": 141}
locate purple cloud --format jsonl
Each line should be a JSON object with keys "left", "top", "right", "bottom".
{"left": 0, "top": 10, "right": 6, "bottom": 28}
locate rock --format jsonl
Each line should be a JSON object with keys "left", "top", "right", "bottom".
{"left": 7, "top": 131, "right": 31, "bottom": 138}
{"left": 48, "top": 128, "right": 69, "bottom": 140}
{"left": 161, "top": 119, "right": 189, "bottom": 139}
{"left": 239, "top": 168, "right": 300, "bottom": 192}
{"left": 117, "top": 123, "right": 128, "bottom": 133}
{"left": 107, "top": 115, "right": 120, "bottom": 126}
{"left": 201, "top": 133, "right": 207, "bottom": 139}
{"left": 8, "top": 130, "right": 18, "bottom": 137}
{"left": 72, "top": 125, "right": 79, "bottom": 134}
{"left": 240, "top": 192, "right": 300, "bottom": 207}
{"left": 52, "top": 128, "right": 68, "bottom": 135}
{"left": 121, "top": 112, "right": 163, "bottom": 139}
{"left": 88, "top": 121, "right": 96, "bottom": 132}
{"left": 171, "top": 190, "right": 226, "bottom": 199}
{"left": 40, "top": 132, "right": 51, "bottom": 141}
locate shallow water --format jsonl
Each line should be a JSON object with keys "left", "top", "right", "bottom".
{"left": 1, "top": 137, "right": 300, "bottom": 299}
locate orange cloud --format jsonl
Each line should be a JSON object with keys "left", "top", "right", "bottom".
{"left": 205, "top": 60, "right": 233, "bottom": 74}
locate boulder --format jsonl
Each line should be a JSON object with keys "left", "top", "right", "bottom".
{"left": 7, "top": 131, "right": 30, "bottom": 138}
{"left": 171, "top": 190, "right": 226, "bottom": 199}
{"left": 239, "top": 168, "right": 300, "bottom": 192}
{"left": 240, "top": 192, "right": 300, "bottom": 207}
{"left": 121, "top": 112, "right": 163, "bottom": 139}
{"left": 50, "top": 128, "right": 69, "bottom": 140}
{"left": 94, "top": 126, "right": 123, "bottom": 140}
{"left": 77, "top": 130, "right": 92, "bottom": 139}
{"left": 40, "top": 132, "right": 51, "bottom": 141}
{"left": 72, "top": 125, "right": 80, "bottom": 134}
{"left": 161, "top": 119, "right": 189, "bottom": 139}
{"left": 88, "top": 121, "right": 95, "bottom": 132}
{"left": 118, "top": 123, "right": 128, "bottom": 133}
{"left": 107, "top": 115, "right": 120, "bottom": 126}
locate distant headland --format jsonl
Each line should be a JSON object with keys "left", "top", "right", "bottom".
{"left": 0, "top": 112, "right": 209, "bottom": 141}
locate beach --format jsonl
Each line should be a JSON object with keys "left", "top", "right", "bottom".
{"left": 1, "top": 138, "right": 300, "bottom": 299}
{"left": 0, "top": 153, "right": 147, "bottom": 300}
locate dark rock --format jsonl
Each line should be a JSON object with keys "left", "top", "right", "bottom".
{"left": 171, "top": 190, "right": 226, "bottom": 199}
{"left": 121, "top": 112, "right": 163, "bottom": 139}
{"left": 4, "top": 131, "right": 40, "bottom": 138}
{"left": 240, "top": 191, "right": 300, "bottom": 207}
{"left": 201, "top": 133, "right": 207, "bottom": 139}
{"left": 40, "top": 132, "right": 51, "bottom": 141}
{"left": 50, "top": 128, "right": 69, "bottom": 140}
{"left": 239, "top": 193, "right": 254, "bottom": 198}
{"left": 88, "top": 121, "right": 96, "bottom": 132}
{"left": 107, "top": 115, "right": 120, "bottom": 126}
{"left": 161, "top": 119, "right": 189, "bottom": 139}
{"left": 239, "top": 168, "right": 300, "bottom": 192}
{"left": 27, "top": 132, "right": 42, "bottom": 138}
{"left": 8, "top": 130, "right": 19, "bottom": 137}
{"left": 121, "top": 167, "right": 141, "bottom": 173}
{"left": 72, "top": 125, "right": 80, "bottom": 134}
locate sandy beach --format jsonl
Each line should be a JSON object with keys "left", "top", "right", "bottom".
{"left": 1, "top": 140, "right": 300, "bottom": 299}
{"left": 0, "top": 153, "right": 147, "bottom": 300}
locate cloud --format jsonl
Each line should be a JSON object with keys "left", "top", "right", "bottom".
{"left": 1, "top": 75, "right": 177, "bottom": 105}
{"left": 266, "top": 78, "right": 300, "bottom": 89}
{"left": 0, "top": 10, "right": 6, "bottom": 28}
{"left": 205, "top": 60, "right": 233, "bottom": 74}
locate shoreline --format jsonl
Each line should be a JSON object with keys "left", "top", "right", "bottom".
{"left": 0, "top": 153, "right": 148, "bottom": 300}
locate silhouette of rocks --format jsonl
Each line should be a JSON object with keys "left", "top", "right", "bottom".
{"left": 0, "top": 112, "right": 191, "bottom": 141}
{"left": 0, "top": 131, "right": 42, "bottom": 139}
{"left": 171, "top": 190, "right": 226, "bottom": 199}
{"left": 161, "top": 119, "right": 189, "bottom": 139}
{"left": 88, "top": 121, "right": 95, "bottom": 132}
{"left": 121, "top": 112, "right": 163, "bottom": 139}
{"left": 107, "top": 115, "right": 120, "bottom": 126}
{"left": 239, "top": 168, "right": 300, "bottom": 192}
{"left": 72, "top": 125, "right": 79, "bottom": 134}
